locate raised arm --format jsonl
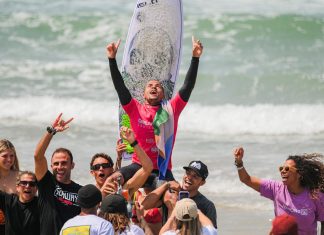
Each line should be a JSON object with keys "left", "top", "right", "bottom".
{"left": 159, "top": 208, "right": 177, "bottom": 235}
{"left": 120, "top": 127, "right": 153, "bottom": 195}
{"left": 141, "top": 182, "right": 169, "bottom": 210}
{"left": 233, "top": 147, "right": 262, "bottom": 192}
{"left": 106, "top": 40, "right": 132, "bottom": 105}
{"left": 142, "top": 181, "right": 180, "bottom": 210}
{"left": 34, "top": 113, "right": 73, "bottom": 181}
{"left": 113, "top": 139, "right": 125, "bottom": 171}
{"left": 178, "top": 36, "right": 203, "bottom": 102}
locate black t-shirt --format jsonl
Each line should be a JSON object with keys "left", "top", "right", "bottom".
{"left": 191, "top": 192, "right": 217, "bottom": 228}
{"left": 0, "top": 191, "right": 40, "bottom": 235}
{"left": 37, "top": 171, "right": 82, "bottom": 235}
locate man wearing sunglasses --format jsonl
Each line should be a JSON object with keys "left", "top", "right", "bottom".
{"left": 89, "top": 139, "right": 126, "bottom": 196}
{"left": 141, "top": 160, "right": 217, "bottom": 229}
{"left": 233, "top": 147, "right": 324, "bottom": 235}
{"left": 90, "top": 153, "right": 115, "bottom": 192}
{"left": 99, "top": 127, "right": 154, "bottom": 199}
{"left": 34, "top": 113, "right": 82, "bottom": 235}
{"left": 0, "top": 171, "right": 40, "bottom": 235}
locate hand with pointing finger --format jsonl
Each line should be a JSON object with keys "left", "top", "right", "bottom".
{"left": 192, "top": 35, "right": 203, "bottom": 58}
{"left": 106, "top": 39, "right": 121, "bottom": 59}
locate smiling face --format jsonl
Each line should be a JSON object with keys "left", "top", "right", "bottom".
{"left": 0, "top": 139, "right": 19, "bottom": 172}
{"left": 51, "top": 152, "right": 74, "bottom": 184}
{"left": 90, "top": 157, "right": 114, "bottom": 188}
{"left": 182, "top": 169, "right": 205, "bottom": 194}
{"left": 143, "top": 80, "right": 165, "bottom": 105}
{"left": 280, "top": 159, "right": 300, "bottom": 187}
{"left": 0, "top": 149, "right": 15, "bottom": 172}
{"left": 16, "top": 174, "right": 37, "bottom": 203}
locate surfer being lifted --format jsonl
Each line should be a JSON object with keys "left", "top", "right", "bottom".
{"left": 106, "top": 36, "right": 203, "bottom": 185}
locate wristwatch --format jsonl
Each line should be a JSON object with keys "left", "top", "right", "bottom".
{"left": 46, "top": 126, "right": 57, "bottom": 135}
{"left": 130, "top": 140, "right": 138, "bottom": 147}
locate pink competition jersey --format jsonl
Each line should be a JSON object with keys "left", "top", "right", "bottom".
{"left": 122, "top": 93, "right": 187, "bottom": 170}
{"left": 260, "top": 179, "right": 324, "bottom": 235}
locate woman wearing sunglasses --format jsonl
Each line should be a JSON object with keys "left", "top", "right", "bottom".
{"left": 233, "top": 147, "right": 324, "bottom": 235}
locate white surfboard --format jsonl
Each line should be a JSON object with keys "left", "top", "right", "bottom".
{"left": 119, "top": 0, "right": 183, "bottom": 159}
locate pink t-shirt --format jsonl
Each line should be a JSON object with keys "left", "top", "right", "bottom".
{"left": 122, "top": 93, "right": 187, "bottom": 170}
{"left": 260, "top": 179, "right": 324, "bottom": 235}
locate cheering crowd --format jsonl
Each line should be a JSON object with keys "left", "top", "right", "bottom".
{"left": 0, "top": 33, "right": 323, "bottom": 235}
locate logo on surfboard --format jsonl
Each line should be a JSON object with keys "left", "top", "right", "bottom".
{"left": 137, "top": 0, "right": 159, "bottom": 9}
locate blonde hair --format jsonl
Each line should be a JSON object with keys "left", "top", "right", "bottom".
{"left": 100, "top": 212, "right": 129, "bottom": 233}
{"left": 176, "top": 216, "right": 202, "bottom": 235}
{"left": 0, "top": 139, "right": 20, "bottom": 172}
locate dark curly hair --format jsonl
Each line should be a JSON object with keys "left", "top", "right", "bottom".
{"left": 287, "top": 153, "right": 324, "bottom": 196}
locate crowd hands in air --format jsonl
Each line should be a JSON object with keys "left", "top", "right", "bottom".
{"left": 0, "top": 35, "right": 323, "bottom": 235}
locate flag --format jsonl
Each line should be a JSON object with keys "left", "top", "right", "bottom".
{"left": 153, "top": 100, "right": 174, "bottom": 180}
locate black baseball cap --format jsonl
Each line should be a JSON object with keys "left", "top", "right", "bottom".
{"left": 183, "top": 161, "right": 208, "bottom": 180}
{"left": 77, "top": 184, "right": 102, "bottom": 209}
{"left": 100, "top": 194, "right": 128, "bottom": 216}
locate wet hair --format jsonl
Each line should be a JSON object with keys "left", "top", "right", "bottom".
{"left": 0, "top": 139, "right": 20, "bottom": 171}
{"left": 287, "top": 153, "right": 324, "bottom": 195}
{"left": 99, "top": 212, "right": 129, "bottom": 233}
{"left": 16, "top": 171, "right": 37, "bottom": 185}
{"left": 90, "top": 153, "right": 114, "bottom": 168}
{"left": 51, "top": 148, "right": 73, "bottom": 163}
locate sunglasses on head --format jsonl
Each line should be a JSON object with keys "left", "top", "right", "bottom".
{"left": 19, "top": 181, "right": 37, "bottom": 187}
{"left": 278, "top": 165, "right": 297, "bottom": 172}
{"left": 91, "top": 163, "right": 113, "bottom": 171}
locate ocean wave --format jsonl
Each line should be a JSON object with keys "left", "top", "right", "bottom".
{"left": 1, "top": 96, "right": 324, "bottom": 135}
{"left": 0, "top": 60, "right": 105, "bottom": 80}
{"left": 2, "top": 0, "right": 324, "bottom": 17}
{"left": 0, "top": 11, "right": 129, "bottom": 46}
{"left": 180, "top": 103, "right": 324, "bottom": 135}
{"left": 185, "top": 0, "right": 324, "bottom": 16}
{"left": 0, "top": 96, "right": 118, "bottom": 129}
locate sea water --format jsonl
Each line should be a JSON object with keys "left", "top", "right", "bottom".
{"left": 1, "top": 0, "right": 324, "bottom": 234}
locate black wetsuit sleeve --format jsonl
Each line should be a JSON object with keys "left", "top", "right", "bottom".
{"left": 108, "top": 58, "right": 132, "bottom": 105}
{"left": 178, "top": 57, "right": 200, "bottom": 102}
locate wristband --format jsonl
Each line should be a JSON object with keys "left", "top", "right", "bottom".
{"left": 130, "top": 140, "right": 138, "bottom": 147}
{"left": 236, "top": 166, "right": 244, "bottom": 170}
{"left": 46, "top": 126, "right": 57, "bottom": 135}
{"left": 234, "top": 160, "right": 243, "bottom": 168}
